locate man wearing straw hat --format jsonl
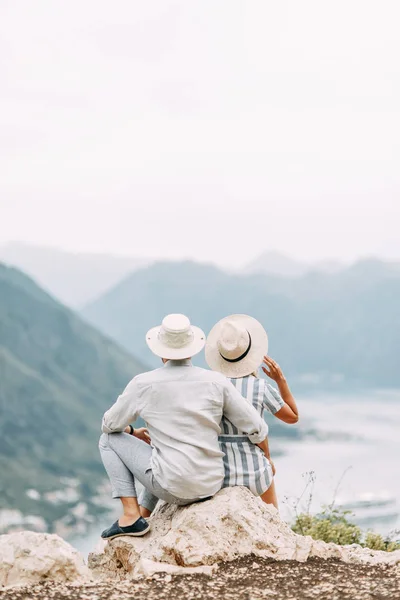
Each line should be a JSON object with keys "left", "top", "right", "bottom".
{"left": 99, "top": 314, "right": 269, "bottom": 540}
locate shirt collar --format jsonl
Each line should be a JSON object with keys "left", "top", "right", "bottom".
{"left": 164, "top": 358, "right": 193, "bottom": 368}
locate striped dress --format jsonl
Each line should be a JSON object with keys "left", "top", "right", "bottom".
{"left": 219, "top": 376, "right": 284, "bottom": 496}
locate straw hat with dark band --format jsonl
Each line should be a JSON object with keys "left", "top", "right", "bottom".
{"left": 205, "top": 314, "right": 268, "bottom": 378}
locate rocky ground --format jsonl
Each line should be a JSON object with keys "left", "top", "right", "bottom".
{"left": 1, "top": 556, "right": 399, "bottom": 600}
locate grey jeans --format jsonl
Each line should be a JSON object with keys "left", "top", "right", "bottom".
{"left": 99, "top": 432, "right": 200, "bottom": 512}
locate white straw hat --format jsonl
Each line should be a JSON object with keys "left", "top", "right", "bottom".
{"left": 146, "top": 314, "right": 206, "bottom": 360}
{"left": 205, "top": 314, "right": 268, "bottom": 378}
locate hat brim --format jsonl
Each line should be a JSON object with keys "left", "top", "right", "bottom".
{"left": 205, "top": 314, "right": 268, "bottom": 378}
{"left": 146, "top": 325, "right": 206, "bottom": 360}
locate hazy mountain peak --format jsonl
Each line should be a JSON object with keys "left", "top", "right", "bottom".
{"left": 245, "top": 251, "right": 346, "bottom": 278}
{"left": 245, "top": 251, "right": 309, "bottom": 277}
{"left": 82, "top": 257, "right": 400, "bottom": 387}
{"left": 0, "top": 242, "right": 152, "bottom": 307}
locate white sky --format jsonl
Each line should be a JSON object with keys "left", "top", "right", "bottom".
{"left": 0, "top": 0, "right": 399, "bottom": 267}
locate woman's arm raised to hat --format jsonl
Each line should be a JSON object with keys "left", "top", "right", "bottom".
{"left": 262, "top": 356, "right": 299, "bottom": 424}
{"left": 102, "top": 377, "right": 141, "bottom": 433}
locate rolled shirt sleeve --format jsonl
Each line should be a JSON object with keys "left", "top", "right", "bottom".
{"left": 262, "top": 382, "right": 285, "bottom": 415}
{"left": 222, "top": 380, "right": 268, "bottom": 444}
{"left": 102, "top": 378, "right": 141, "bottom": 433}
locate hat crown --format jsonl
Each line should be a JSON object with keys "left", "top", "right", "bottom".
{"left": 159, "top": 314, "right": 194, "bottom": 349}
{"left": 217, "top": 321, "right": 250, "bottom": 361}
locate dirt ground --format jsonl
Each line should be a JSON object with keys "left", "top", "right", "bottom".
{"left": 1, "top": 556, "right": 399, "bottom": 600}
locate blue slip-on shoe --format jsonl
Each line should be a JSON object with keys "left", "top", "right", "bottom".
{"left": 101, "top": 516, "right": 150, "bottom": 540}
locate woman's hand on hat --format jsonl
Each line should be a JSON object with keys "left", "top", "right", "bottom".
{"left": 262, "top": 356, "right": 285, "bottom": 383}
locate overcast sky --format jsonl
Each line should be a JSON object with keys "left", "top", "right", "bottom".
{"left": 0, "top": 0, "right": 399, "bottom": 267}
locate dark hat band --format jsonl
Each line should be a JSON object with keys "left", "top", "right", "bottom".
{"left": 219, "top": 332, "right": 252, "bottom": 363}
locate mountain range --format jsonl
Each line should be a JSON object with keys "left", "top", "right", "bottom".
{"left": 2, "top": 252, "right": 398, "bottom": 533}
{"left": 246, "top": 251, "right": 344, "bottom": 278}
{"left": 0, "top": 242, "right": 151, "bottom": 308}
{"left": 0, "top": 260, "right": 299, "bottom": 531}
{"left": 82, "top": 259, "right": 400, "bottom": 388}
{"left": 0, "top": 262, "right": 145, "bottom": 529}
{"left": 1, "top": 242, "right": 356, "bottom": 308}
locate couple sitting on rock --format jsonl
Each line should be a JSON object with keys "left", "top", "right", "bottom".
{"left": 99, "top": 313, "right": 299, "bottom": 540}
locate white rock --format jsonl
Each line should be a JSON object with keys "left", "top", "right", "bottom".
{"left": 0, "top": 531, "right": 92, "bottom": 588}
{"left": 134, "top": 557, "right": 216, "bottom": 578}
{"left": 88, "top": 487, "right": 400, "bottom": 579}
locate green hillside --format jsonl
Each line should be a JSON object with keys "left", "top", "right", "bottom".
{"left": 0, "top": 263, "right": 146, "bottom": 528}
{"left": 82, "top": 259, "right": 400, "bottom": 388}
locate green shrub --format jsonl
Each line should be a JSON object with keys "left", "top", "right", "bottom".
{"left": 292, "top": 509, "right": 362, "bottom": 546}
{"left": 292, "top": 509, "right": 400, "bottom": 551}
{"left": 363, "top": 532, "right": 400, "bottom": 552}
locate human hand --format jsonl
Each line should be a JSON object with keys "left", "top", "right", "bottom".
{"left": 133, "top": 427, "right": 151, "bottom": 445}
{"left": 124, "top": 425, "right": 151, "bottom": 444}
{"left": 262, "top": 356, "right": 286, "bottom": 383}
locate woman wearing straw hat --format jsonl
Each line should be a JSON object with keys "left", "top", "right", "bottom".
{"left": 205, "top": 315, "right": 299, "bottom": 508}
